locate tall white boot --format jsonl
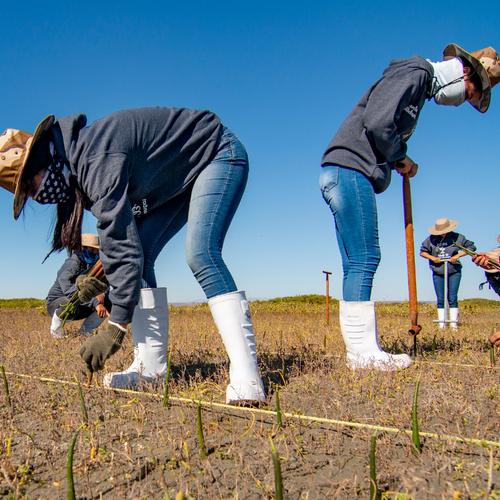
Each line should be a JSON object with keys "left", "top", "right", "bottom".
{"left": 437, "top": 308, "right": 446, "bottom": 329}
{"left": 208, "top": 290, "right": 266, "bottom": 405}
{"left": 50, "top": 312, "right": 66, "bottom": 339}
{"left": 340, "top": 301, "right": 412, "bottom": 370}
{"left": 103, "top": 288, "right": 168, "bottom": 389}
{"left": 78, "top": 311, "right": 105, "bottom": 336}
{"left": 449, "top": 308, "right": 459, "bottom": 331}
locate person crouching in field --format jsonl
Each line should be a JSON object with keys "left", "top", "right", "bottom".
{"left": 472, "top": 235, "right": 500, "bottom": 348}
{"left": 420, "top": 218, "right": 475, "bottom": 330}
{"left": 0, "top": 106, "right": 266, "bottom": 406}
{"left": 319, "top": 44, "right": 498, "bottom": 370}
{"left": 47, "top": 233, "right": 111, "bottom": 338}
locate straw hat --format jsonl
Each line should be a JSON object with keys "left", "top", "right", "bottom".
{"left": 81, "top": 233, "right": 99, "bottom": 251}
{"left": 428, "top": 218, "right": 458, "bottom": 235}
{"left": 0, "top": 115, "right": 55, "bottom": 220}
{"left": 443, "top": 44, "right": 500, "bottom": 113}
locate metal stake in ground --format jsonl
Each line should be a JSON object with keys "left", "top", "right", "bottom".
{"left": 403, "top": 174, "right": 421, "bottom": 356}
{"left": 323, "top": 271, "right": 332, "bottom": 325}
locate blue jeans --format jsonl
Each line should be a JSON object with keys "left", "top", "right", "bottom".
{"left": 136, "top": 126, "right": 248, "bottom": 299}
{"left": 432, "top": 271, "right": 461, "bottom": 308}
{"left": 319, "top": 165, "right": 381, "bottom": 301}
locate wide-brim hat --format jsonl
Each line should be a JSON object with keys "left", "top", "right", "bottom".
{"left": 428, "top": 217, "right": 458, "bottom": 235}
{"left": 443, "top": 44, "right": 500, "bottom": 113}
{"left": 81, "top": 233, "right": 100, "bottom": 251}
{"left": 0, "top": 115, "right": 55, "bottom": 220}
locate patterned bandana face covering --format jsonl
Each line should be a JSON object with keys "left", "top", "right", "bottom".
{"left": 33, "top": 149, "right": 71, "bottom": 205}
{"left": 78, "top": 248, "right": 98, "bottom": 265}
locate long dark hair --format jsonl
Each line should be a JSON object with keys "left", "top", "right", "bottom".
{"left": 22, "top": 133, "right": 87, "bottom": 257}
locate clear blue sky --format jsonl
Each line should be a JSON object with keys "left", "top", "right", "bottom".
{"left": 1, "top": 0, "right": 499, "bottom": 304}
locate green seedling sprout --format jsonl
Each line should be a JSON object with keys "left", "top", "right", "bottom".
{"left": 162, "top": 353, "right": 172, "bottom": 407}
{"left": 490, "top": 325, "right": 497, "bottom": 368}
{"left": 269, "top": 436, "right": 283, "bottom": 500}
{"left": 60, "top": 260, "right": 107, "bottom": 330}
{"left": 67, "top": 424, "right": 84, "bottom": 500}
{"left": 75, "top": 376, "right": 88, "bottom": 425}
{"left": 370, "top": 431, "right": 381, "bottom": 500}
{"left": 275, "top": 386, "right": 283, "bottom": 429}
{"left": 412, "top": 374, "right": 422, "bottom": 454}
{"left": 1, "top": 365, "right": 11, "bottom": 409}
{"left": 197, "top": 399, "right": 207, "bottom": 459}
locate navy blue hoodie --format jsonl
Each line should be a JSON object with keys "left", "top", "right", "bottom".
{"left": 51, "top": 107, "right": 222, "bottom": 323}
{"left": 322, "top": 55, "right": 434, "bottom": 193}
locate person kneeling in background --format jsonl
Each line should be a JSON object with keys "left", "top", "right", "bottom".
{"left": 47, "top": 233, "right": 111, "bottom": 338}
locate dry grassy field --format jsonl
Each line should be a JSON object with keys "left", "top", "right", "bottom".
{"left": 1, "top": 296, "right": 500, "bottom": 499}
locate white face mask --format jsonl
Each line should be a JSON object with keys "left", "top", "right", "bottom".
{"left": 428, "top": 58, "right": 466, "bottom": 107}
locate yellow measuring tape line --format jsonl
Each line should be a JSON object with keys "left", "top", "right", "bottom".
{"left": 5, "top": 371, "right": 500, "bottom": 449}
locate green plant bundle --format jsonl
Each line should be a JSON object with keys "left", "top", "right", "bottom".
{"left": 456, "top": 244, "right": 500, "bottom": 270}
{"left": 59, "top": 260, "right": 106, "bottom": 330}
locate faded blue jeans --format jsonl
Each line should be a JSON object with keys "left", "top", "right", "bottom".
{"left": 320, "top": 165, "right": 381, "bottom": 301}
{"left": 432, "top": 271, "right": 461, "bottom": 308}
{"left": 136, "top": 126, "right": 248, "bottom": 299}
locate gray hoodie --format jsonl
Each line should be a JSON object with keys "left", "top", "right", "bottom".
{"left": 322, "top": 55, "right": 434, "bottom": 193}
{"left": 51, "top": 107, "right": 222, "bottom": 323}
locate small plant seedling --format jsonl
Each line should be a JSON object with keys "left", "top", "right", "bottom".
{"left": 370, "top": 431, "right": 381, "bottom": 500}
{"left": 269, "top": 436, "right": 283, "bottom": 500}
{"left": 162, "top": 353, "right": 172, "bottom": 407}
{"left": 412, "top": 374, "right": 422, "bottom": 454}
{"left": 275, "top": 386, "right": 283, "bottom": 429}
{"left": 67, "top": 424, "right": 84, "bottom": 500}
{"left": 75, "top": 376, "right": 88, "bottom": 425}
{"left": 1, "top": 364, "right": 11, "bottom": 409}
{"left": 197, "top": 399, "right": 207, "bottom": 459}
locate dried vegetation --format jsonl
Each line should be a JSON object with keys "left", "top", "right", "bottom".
{"left": 1, "top": 297, "right": 500, "bottom": 499}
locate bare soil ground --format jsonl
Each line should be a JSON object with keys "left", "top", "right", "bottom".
{"left": 1, "top": 298, "right": 500, "bottom": 499}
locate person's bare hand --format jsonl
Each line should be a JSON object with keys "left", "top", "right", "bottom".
{"left": 395, "top": 156, "right": 418, "bottom": 178}
{"left": 95, "top": 304, "right": 109, "bottom": 318}
{"left": 489, "top": 331, "right": 500, "bottom": 347}
{"left": 449, "top": 255, "right": 459, "bottom": 263}
{"left": 433, "top": 257, "right": 442, "bottom": 264}
{"left": 472, "top": 253, "right": 499, "bottom": 271}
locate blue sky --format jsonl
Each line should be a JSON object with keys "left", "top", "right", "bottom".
{"left": 1, "top": 0, "right": 499, "bottom": 304}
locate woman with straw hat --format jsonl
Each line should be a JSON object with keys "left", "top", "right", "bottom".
{"left": 319, "top": 43, "right": 498, "bottom": 370}
{"left": 0, "top": 106, "right": 266, "bottom": 405}
{"left": 47, "top": 233, "right": 112, "bottom": 338}
{"left": 420, "top": 218, "right": 475, "bottom": 330}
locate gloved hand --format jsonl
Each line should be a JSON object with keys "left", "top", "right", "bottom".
{"left": 76, "top": 275, "right": 109, "bottom": 303}
{"left": 79, "top": 323, "right": 127, "bottom": 372}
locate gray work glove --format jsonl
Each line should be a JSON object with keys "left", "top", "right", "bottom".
{"left": 79, "top": 323, "right": 127, "bottom": 372}
{"left": 76, "top": 275, "right": 109, "bottom": 303}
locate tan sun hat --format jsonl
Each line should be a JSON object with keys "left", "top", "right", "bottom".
{"left": 443, "top": 44, "right": 500, "bottom": 113}
{"left": 81, "top": 233, "right": 99, "bottom": 251}
{"left": 0, "top": 115, "right": 55, "bottom": 220}
{"left": 428, "top": 218, "right": 458, "bottom": 235}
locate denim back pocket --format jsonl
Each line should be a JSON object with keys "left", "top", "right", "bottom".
{"left": 319, "top": 165, "right": 339, "bottom": 194}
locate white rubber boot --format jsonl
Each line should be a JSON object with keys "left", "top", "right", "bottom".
{"left": 208, "top": 290, "right": 266, "bottom": 405}
{"left": 340, "top": 301, "right": 412, "bottom": 371}
{"left": 449, "top": 308, "right": 459, "bottom": 331}
{"left": 103, "top": 288, "right": 168, "bottom": 389}
{"left": 50, "top": 312, "right": 66, "bottom": 339}
{"left": 77, "top": 311, "right": 105, "bottom": 336}
{"left": 437, "top": 308, "right": 446, "bottom": 329}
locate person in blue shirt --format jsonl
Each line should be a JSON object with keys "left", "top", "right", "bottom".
{"left": 47, "top": 233, "right": 111, "bottom": 338}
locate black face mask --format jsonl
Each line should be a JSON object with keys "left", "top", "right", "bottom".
{"left": 33, "top": 161, "right": 70, "bottom": 205}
